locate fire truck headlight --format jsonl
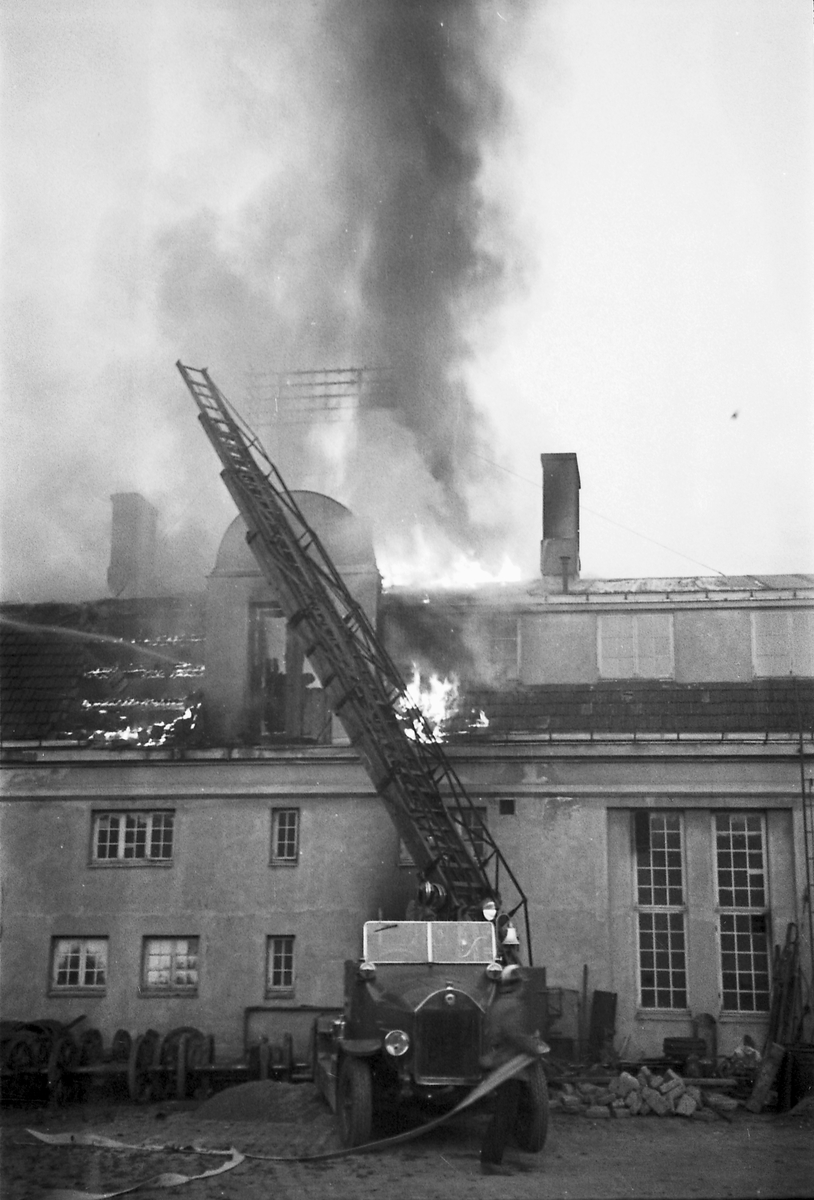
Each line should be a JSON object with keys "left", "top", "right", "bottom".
{"left": 384, "top": 1030, "right": 410, "bottom": 1057}
{"left": 358, "top": 961, "right": 376, "bottom": 981}
{"left": 486, "top": 961, "right": 503, "bottom": 981}
{"left": 482, "top": 900, "right": 497, "bottom": 922}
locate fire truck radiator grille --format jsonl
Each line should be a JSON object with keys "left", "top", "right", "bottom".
{"left": 414, "top": 1003, "right": 481, "bottom": 1082}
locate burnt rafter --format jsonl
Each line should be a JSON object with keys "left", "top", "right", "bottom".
{"left": 176, "top": 362, "right": 529, "bottom": 947}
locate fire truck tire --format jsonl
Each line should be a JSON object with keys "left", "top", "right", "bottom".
{"left": 513, "top": 1061, "right": 549, "bottom": 1153}
{"left": 337, "top": 1055, "right": 373, "bottom": 1147}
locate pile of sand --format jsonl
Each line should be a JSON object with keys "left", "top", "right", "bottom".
{"left": 194, "top": 1080, "right": 328, "bottom": 1124}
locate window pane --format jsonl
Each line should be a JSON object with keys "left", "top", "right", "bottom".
{"left": 53, "top": 938, "right": 107, "bottom": 989}
{"left": 717, "top": 812, "right": 769, "bottom": 1011}
{"left": 268, "top": 936, "right": 294, "bottom": 990}
{"left": 272, "top": 809, "right": 299, "bottom": 861}
{"left": 150, "top": 813, "right": 174, "bottom": 858}
{"left": 124, "top": 814, "right": 148, "bottom": 859}
{"left": 143, "top": 938, "right": 198, "bottom": 990}
{"left": 96, "top": 815, "right": 120, "bottom": 859}
{"left": 638, "top": 911, "right": 687, "bottom": 1009}
{"left": 635, "top": 812, "right": 686, "bottom": 1009}
{"left": 94, "top": 811, "right": 174, "bottom": 862}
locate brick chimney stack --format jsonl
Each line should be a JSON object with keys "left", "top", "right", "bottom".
{"left": 540, "top": 454, "right": 580, "bottom": 589}
{"left": 108, "top": 493, "right": 158, "bottom": 598}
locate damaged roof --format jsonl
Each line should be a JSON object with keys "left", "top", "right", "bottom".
{"left": 0, "top": 597, "right": 205, "bottom": 747}
{"left": 446, "top": 678, "right": 814, "bottom": 740}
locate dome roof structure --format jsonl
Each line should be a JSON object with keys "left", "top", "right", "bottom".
{"left": 213, "top": 491, "right": 377, "bottom": 577}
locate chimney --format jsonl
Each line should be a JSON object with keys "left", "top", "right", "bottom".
{"left": 540, "top": 454, "right": 580, "bottom": 588}
{"left": 108, "top": 493, "right": 158, "bottom": 598}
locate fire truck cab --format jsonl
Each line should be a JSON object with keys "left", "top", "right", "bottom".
{"left": 313, "top": 920, "right": 549, "bottom": 1147}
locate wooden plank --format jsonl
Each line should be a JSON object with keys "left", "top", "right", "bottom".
{"left": 745, "top": 1042, "right": 786, "bottom": 1113}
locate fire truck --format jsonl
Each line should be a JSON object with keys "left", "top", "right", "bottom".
{"left": 177, "top": 363, "right": 549, "bottom": 1149}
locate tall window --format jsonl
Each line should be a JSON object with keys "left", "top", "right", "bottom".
{"left": 271, "top": 808, "right": 300, "bottom": 864}
{"left": 51, "top": 938, "right": 108, "bottom": 992}
{"left": 715, "top": 814, "right": 771, "bottom": 1012}
{"left": 142, "top": 937, "right": 199, "bottom": 994}
{"left": 266, "top": 936, "right": 295, "bottom": 994}
{"left": 634, "top": 812, "right": 687, "bottom": 1009}
{"left": 93, "top": 811, "right": 174, "bottom": 862}
{"left": 599, "top": 614, "right": 674, "bottom": 679}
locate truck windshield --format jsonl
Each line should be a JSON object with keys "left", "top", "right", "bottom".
{"left": 363, "top": 921, "right": 496, "bottom": 964}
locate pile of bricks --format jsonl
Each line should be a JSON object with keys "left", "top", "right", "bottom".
{"left": 553, "top": 1066, "right": 741, "bottom": 1121}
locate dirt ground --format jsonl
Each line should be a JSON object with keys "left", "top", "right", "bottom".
{"left": 2, "top": 1082, "right": 812, "bottom": 1200}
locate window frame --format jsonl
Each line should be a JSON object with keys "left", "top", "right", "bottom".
{"left": 266, "top": 935, "right": 295, "bottom": 997}
{"left": 598, "top": 612, "right": 675, "bottom": 680}
{"left": 751, "top": 610, "right": 814, "bottom": 677}
{"left": 633, "top": 810, "right": 689, "bottom": 1012}
{"left": 140, "top": 936, "right": 200, "bottom": 997}
{"left": 90, "top": 809, "right": 175, "bottom": 866}
{"left": 270, "top": 807, "right": 300, "bottom": 866}
{"left": 713, "top": 812, "right": 771, "bottom": 1014}
{"left": 50, "top": 937, "right": 108, "bottom": 995}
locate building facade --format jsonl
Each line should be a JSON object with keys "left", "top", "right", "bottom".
{"left": 2, "top": 461, "right": 812, "bottom": 1065}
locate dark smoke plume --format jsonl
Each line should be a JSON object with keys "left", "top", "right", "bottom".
{"left": 3, "top": 2, "right": 527, "bottom": 601}
{"left": 160, "top": 1, "right": 520, "bottom": 567}
{"left": 331, "top": 2, "right": 506, "bottom": 525}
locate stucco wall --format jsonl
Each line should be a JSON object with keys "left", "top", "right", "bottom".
{"left": 0, "top": 741, "right": 808, "bottom": 1061}
{"left": 0, "top": 761, "right": 413, "bottom": 1061}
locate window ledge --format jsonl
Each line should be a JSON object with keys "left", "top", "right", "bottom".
{"left": 265, "top": 990, "right": 296, "bottom": 1001}
{"left": 139, "top": 989, "right": 198, "bottom": 999}
{"left": 90, "top": 860, "right": 173, "bottom": 868}
{"left": 269, "top": 860, "right": 298, "bottom": 868}
{"left": 717, "top": 1012, "right": 770, "bottom": 1023}
{"left": 49, "top": 988, "right": 106, "bottom": 998}
{"left": 635, "top": 1010, "right": 692, "bottom": 1021}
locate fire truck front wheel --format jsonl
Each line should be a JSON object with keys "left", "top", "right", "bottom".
{"left": 513, "top": 1061, "right": 549, "bottom": 1153}
{"left": 337, "top": 1055, "right": 373, "bottom": 1147}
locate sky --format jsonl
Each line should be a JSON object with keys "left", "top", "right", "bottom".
{"left": 2, "top": 0, "right": 812, "bottom": 602}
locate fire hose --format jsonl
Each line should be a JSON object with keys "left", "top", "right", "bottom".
{"left": 244, "top": 1051, "right": 538, "bottom": 1162}
{"left": 24, "top": 1054, "right": 537, "bottom": 1196}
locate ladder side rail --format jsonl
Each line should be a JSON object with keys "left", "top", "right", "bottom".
{"left": 217, "top": 464, "right": 492, "bottom": 905}
{"left": 181, "top": 365, "right": 440, "bottom": 718}
{"left": 194, "top": 368, "right": 423, "bottom": 702}
{"left": 178, "top": 363, "right": 520, "bottom": 917}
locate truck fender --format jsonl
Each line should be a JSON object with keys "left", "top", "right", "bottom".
{"left": 338, "top": 1037, "right": 382, "bottom": 1057}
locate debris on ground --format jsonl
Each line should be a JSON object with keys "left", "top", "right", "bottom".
{"left": 550, "top": 1066, "right": 744, "bottom": 1121}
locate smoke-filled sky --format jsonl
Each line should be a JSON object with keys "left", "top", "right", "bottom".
{"left": 2, "top": 0, "right": 812, "bottom": 602}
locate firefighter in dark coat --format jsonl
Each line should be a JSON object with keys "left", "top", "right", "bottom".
{"left": 479, "top": 964, "right": 547, "bottom": 1175}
